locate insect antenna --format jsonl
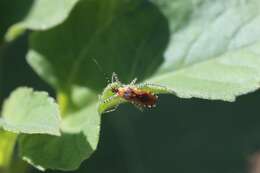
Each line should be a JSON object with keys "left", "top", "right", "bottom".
{"left": 92, "top": 58, "right": 111, "bottom": 84}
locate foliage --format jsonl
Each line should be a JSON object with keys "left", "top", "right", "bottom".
{"left": 0, "top": 0, "right": 260, "bottom": 172}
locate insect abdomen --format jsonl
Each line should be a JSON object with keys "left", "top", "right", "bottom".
{"left": 117, "top": 87, "right": 157, "bottom": 108}
{"left": 134, "top": 92, "right": 157, "bottom": 107}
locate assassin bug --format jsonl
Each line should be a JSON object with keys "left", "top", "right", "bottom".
{"left": 99, "top": 72, "right": 166, "bottom": 113}
{"left": 110, "top": 73, "right": 158, "bottom": 109}
{"left": 92, "top": 58, "right": 173, "bottom": 114}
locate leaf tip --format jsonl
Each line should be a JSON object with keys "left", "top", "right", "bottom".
{"left": 5, "top": 23, "right": 26, "bottom": 42}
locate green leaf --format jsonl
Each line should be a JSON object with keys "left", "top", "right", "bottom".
{"left": 19, "top": 1, "right": 164, "bottom": 170}
{"left": 1, "top": 87, "right": 61, "bottom": 136}
{"left": 0, "top": 0, "right": 33, "bottom": 42}
{"left": 62, "top": 102, "right": 100, "bottom": 151}
{"left": 27, "top": 0, "right": 169, "bottom": 92}
{"left": 19, "top": 102, "right": 100, "bottom": 171}
{"left": 5, "top": 0, "right": 79, "bottom": 41}
{"left": 19, "top": 133, "right": 91, "bottom": 171}
{"left": 149, "top": 0, "right": 260, "bottom": 101}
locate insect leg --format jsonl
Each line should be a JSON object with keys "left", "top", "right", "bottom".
{"left": 102, "top": 94, "right": 118, "bottom": 103}
{"left": 130, "top": 78, "right": 138, "bottom": 85}
{"left": 98, "top": 94, "right": 126, "bottom": 114}
{"left": 131, "top": 101, "right": 144, "bottom": 111}
{"left": 112, "top": 72, "right": 121, "bottom": 83}
{"left": 103, "top": 105, "right": 119, "bottom": 114}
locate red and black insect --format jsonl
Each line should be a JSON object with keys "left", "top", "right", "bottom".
{"left": 111, "top": 86, "right": 157, "bottom": 108}
{"left": 93, "top": 58, "right": 160, "bottom": 112}
{"left": 110, "top": 73, "right": 158, "bottom": 110}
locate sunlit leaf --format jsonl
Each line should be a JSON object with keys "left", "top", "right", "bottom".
{"left": 149, "top": 0, "right": 260, "bottom": 101}
{"left": 1, "top": 87, "right": 61, "bottom": 136}
{"left": 5, "top": 0, "right": 79, "bottom": 41}
{"left": 20, "top": 102, "right": 100, "bottom": 170}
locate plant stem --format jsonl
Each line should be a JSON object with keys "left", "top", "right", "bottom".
{"left": 57, "top": 91, "right": 69, "bottom": 117}
{"left": 0, "top": 131, "right": 17, "bottom": 173}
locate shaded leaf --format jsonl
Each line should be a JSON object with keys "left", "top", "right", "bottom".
{"left": 27, "top": 0, "right": 169, "bottom": 92}
{"left": 19, "top": 133, "right": 92, "bottom": 171}
{"left": 149, "top": 0, "right": 260, "bottom": 101}
{"left": 1, "top": 87, "right": 61, "bottom": 135}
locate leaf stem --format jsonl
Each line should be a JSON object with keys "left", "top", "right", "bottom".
{"left": 0, "top": 131, "right": 17, "bottom": 173}
{"left": 57, "top": 92, "right": 69, "bottom": 117}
